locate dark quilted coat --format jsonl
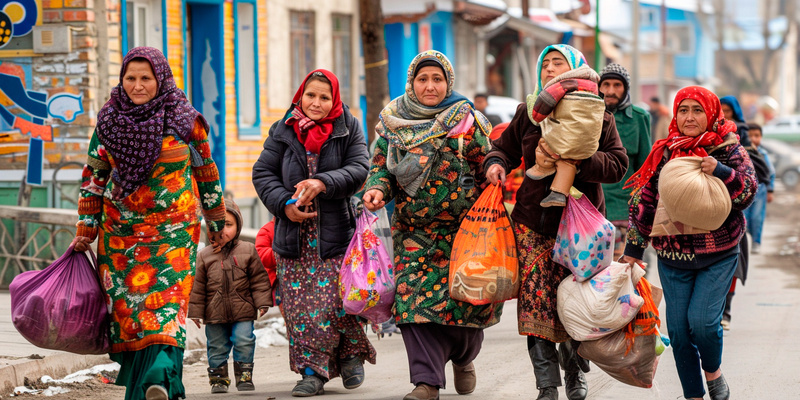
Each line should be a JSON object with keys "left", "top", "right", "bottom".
{"left": 252, "top": 105, "right": 369, "bottom": 259}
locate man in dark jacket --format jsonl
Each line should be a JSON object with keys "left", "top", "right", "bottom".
{"left": 598, "top": 63, "right": 652, "bottom": 260}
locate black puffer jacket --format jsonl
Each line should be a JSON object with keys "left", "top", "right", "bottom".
{"left": 252, "top": 105, "right": 369, "bottom": 259}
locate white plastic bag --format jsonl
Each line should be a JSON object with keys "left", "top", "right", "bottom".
{"left": 557, "top": 262, "right": 645, "bottom": 341}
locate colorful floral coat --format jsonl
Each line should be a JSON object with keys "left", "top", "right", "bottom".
{"left": 365, "top": 114, "right": 503, "bottom": 328}
{"left": 77, "top": 120, "right": 226, "bottom": 353}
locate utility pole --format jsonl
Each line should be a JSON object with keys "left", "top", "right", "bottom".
{"left": 657, "top": 0, "right": 666, "bottom": 103}
{"left": 359, "top": 0, "right": 390, "bottom": 145}
{"left": 595, "top": 0, "right": 602, "bottom": 71}
{"left": 632, "top": 0, "right": 640, "bottom": 103}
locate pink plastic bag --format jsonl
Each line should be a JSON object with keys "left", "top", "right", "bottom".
{"left": 340, "top": 209, "right": 395, "bottom": 324}
{"left": 10, "top": 245, "right": 110, "bottom": 354}
{"left": 553, "top": 191, "right": 615, "bottom": 281}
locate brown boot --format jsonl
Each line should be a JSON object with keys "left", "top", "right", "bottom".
{"left": 233, "top": 361, "right": 255, "bottom": 391}
{"left": 207, "top": 364, "right": 230, "bottom": 394}
{"left": 403, "top": 383, "right": 439, "bottom": 400}
{"left": 453, "top": 362, "right": 476, "bottom": 394}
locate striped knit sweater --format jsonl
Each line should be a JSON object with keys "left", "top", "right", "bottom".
{"left": 624, "top": 134, "right": 758, "bottom": 268}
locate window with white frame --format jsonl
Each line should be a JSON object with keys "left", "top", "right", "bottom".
{"left": 236, "top": 1, "right": 259, "bottom": 133}
{"left": 332, "top": 14, "right": 352, "bottom": 105}
{"left": 290, "top": 11, "right": 315, "bottom": 92}
{"left": 124, "top": 0, "right": 162, "bottom": 52}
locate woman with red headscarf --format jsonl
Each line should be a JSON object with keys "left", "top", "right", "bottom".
{"left": 252, "top": 69, "right": 374, "bottom": 397}
{"left": 621, "top": 86, "right": 757, "bottom": 400}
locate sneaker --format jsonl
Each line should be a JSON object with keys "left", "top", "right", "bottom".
{"left": 145, "top": 385, "right": 169, "bottom": 400}
{"left": 452, "top": 362, "right": 476, "bottom": 394}
{"left": 721, "top": 319, "right": 731, "bottom": 331}
{"left": 291, "top": 375, "right": 325, "bottom": 397}
{"left": 340, "top": 356, "right": 365, "bottom": 389}
{"left": 403, "top": 383, "right": 439, "bottom": 400}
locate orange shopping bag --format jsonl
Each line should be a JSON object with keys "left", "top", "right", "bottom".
{"left": 449, "top": 183, "right": 519, "bottom": 305}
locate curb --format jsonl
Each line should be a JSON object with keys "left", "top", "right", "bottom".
{"left": 0, "top": 354, "right": 111, "bottom": 396}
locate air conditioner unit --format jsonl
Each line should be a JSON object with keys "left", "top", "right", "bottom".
{"left": 33, "top": 25, "right": 71, "bottom": 54}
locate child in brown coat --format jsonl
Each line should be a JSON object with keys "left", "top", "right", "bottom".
{"left": 189, "top": 200, "right": 273, "bottom": 393}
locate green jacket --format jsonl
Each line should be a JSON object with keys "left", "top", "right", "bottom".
{"left": 602, "top": 104, "right": 652, "bottom": 222}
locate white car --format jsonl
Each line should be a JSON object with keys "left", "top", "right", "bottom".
{"left": 758, "top": 139, "right": 800, "bottom": 190}
{"left": 762, "top": 115, "right": 800, "bottom": 142}
{"left": 484, "top": 95, "right": 523, "bottom": 123}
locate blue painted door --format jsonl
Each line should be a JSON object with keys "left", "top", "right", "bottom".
{"left": 186, "top": 1, "right": 226, "bottom": 189}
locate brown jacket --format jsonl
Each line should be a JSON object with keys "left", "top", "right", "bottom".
{"left": 484, "top": 103, "right": 628, "bottom": 238}
{"left": 188, "top": 202, "right": 273, "bottom": 324}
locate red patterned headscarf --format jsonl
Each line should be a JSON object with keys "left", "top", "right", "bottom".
{"left": 625, "top": 86, "right": 737, "bottom": 192}
{"left": 286, "top": 69, "right": 343, "bottom": 154}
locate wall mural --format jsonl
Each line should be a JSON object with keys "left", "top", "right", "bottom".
{"left": 0, "top": 59, "right": 84, "bottom": 185}
{"left": 0, "top": 0, "right": 41, "bottom": 55}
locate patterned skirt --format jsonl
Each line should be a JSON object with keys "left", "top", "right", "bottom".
{"left": 274, "top": 153, "right": 376, "bottom": 380}
{"left": 515, "top": 223, "right": 570, "bottom": 343}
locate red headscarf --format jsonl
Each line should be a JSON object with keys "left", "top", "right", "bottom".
{"left": 286, "top": 69, "right": 344, "bottom": 154}
{"left": 625, "top": 86, "right": 737, "bottom": 192}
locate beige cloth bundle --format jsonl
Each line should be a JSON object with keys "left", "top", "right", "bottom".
{"left": 657, "top": 156, "right": 731, "bottom": 232}
{"left": 540, "top": 92, "right": 605, "bottom": 160}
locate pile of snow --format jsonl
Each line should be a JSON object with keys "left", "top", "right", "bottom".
{"left": 11, "top": 363, "right": 120, "bottom": 397}
{"left": 255, "top": 317, "right": 288, "bottom": 347}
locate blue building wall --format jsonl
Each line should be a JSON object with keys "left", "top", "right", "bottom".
{"left": 384, "top": 11, "right": 455, "bottom": 100}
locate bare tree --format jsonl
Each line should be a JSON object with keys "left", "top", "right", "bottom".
{"left": 359, "top": 0, "right": 390, "bottom": 145}
{"left": 704, "top": 0, "right": 797, "bottom": 95}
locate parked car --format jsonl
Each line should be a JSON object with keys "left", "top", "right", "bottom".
{"left": 762, "top": 115, "right": 800, "bottom": 142}
{"left": 759, "top": 138, "right": 800, "bottom": 190}
{"left": 484, "top": 95, "right": 523, "bottom": 123}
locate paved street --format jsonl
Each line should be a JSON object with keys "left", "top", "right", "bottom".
{"left": 2, "top": 190, "right": 800, "bottom": 399}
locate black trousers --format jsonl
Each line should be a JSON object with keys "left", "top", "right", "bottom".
{"left": 400, "top": 323, "right": 484, "bottom": 389}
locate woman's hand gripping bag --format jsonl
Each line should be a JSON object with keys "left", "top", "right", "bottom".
{"left": 557, "top": 261, "right": 645, "bottom": 341}
{"left": 553, "top": 188, "right": 615, "bottom": 281}
{"left": 10, "top": 245, "right": 110, "bottom": 354}
{"left": 449, "top": 183, "right": 519, "bottom": 305}
{"left": 341, "top": 208, "right": 396, "bottom": 324}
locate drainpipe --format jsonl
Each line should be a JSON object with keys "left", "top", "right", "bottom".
{"left": 595, "top": 0, "right": 602, "bottom": 71}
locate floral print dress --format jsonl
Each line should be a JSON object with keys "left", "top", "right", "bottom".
{"left": 365, "top": 124, "right": 502, "bottom": 328}
{"left": 78, "top": 120, "right": 226, "bottom": 353}
{"left": 275, "top": 153, "right": 377, "bottom": 380}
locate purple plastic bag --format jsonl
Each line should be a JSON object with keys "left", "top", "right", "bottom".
{"left": 10, "top": 245, "right": 110, "bottom": 355}
{"left": 340, "top": 209, "right": 395, "bottom": 324}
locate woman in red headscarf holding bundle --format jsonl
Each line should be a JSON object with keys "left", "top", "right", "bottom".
{"left": 621, "top": 86, "right": 757, "bottom": 400}
{"left": 252, "top": 69, "right": 374, "bottom": 397}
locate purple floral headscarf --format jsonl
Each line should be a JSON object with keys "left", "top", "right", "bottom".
{"left": 96, "top": 46, "right": 207, "bottom": 199}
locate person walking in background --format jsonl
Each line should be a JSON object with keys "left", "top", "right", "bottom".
{"left": 252, "top": 69, "right": 374, "bottom": 397}
{"left": 742, "top": 123, "right": 774, "bottom": 254}
{"left": 255, "top": 219, "right": 280, "bottom": 309}
{"left": 598, "top": 63, "right": 652, "bottom": 260}
{"left": 474, "top": 93, "right": 503, "bottom": 126}
{"left": 362, "top": 50, "right": 500, "bottom": 400}
{"left": 621, "top": 86, "right": 757, "bottom": 400}
{"left": 72, "top": 46, "right": 227, "bottom": 400}
{"left": 649, "top": 96, "right": 671, "bottom": 142}
{"left": 720, "top": 123, "right": 775, "bottom": 331}
{"left": 720, "top": 95, "right": 751, "bottom": 146}
{"left": 485, "top": 44, "right": 628, "bottom": 400}
{"left": 488, "top": 122, "right": 525, "bottom": 206}
{"left": 189, "top": 200, "right": 272, "bottom": 394}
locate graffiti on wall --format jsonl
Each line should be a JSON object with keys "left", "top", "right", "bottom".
{"left": 0, "top": 0, "right": 42, "bottom": 55}
{"left": 0, "top": 59, "right": 84, "bottom": 185}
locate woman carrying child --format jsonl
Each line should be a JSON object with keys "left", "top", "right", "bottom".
{"left": 484, "top": 44, "right": 628, "bottom": 400}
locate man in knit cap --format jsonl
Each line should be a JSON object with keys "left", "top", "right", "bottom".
{"left": 598, "top": 63, "right": 652, "bottom": 260}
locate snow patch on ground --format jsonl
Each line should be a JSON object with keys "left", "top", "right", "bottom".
{"left": 255, "top": 317, "right": 288, "bottom": 347}
{"left": 41, "top": 363, "right": 120, "bottom": 384}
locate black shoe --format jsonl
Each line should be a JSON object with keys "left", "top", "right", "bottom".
{"left": 707, "top": 374, "right": 730, "bottom": 400}
{"left": 292, "top": 375, "right": 325, "bottom": 397}
{"left": 340, "top": 356, "right": 365, "bottom": 389}
{"left": 536, "top": 387, "right": 558, "bottom": 400}
{"left": 565, "top": 370, "right": 587, "bottom": 400}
